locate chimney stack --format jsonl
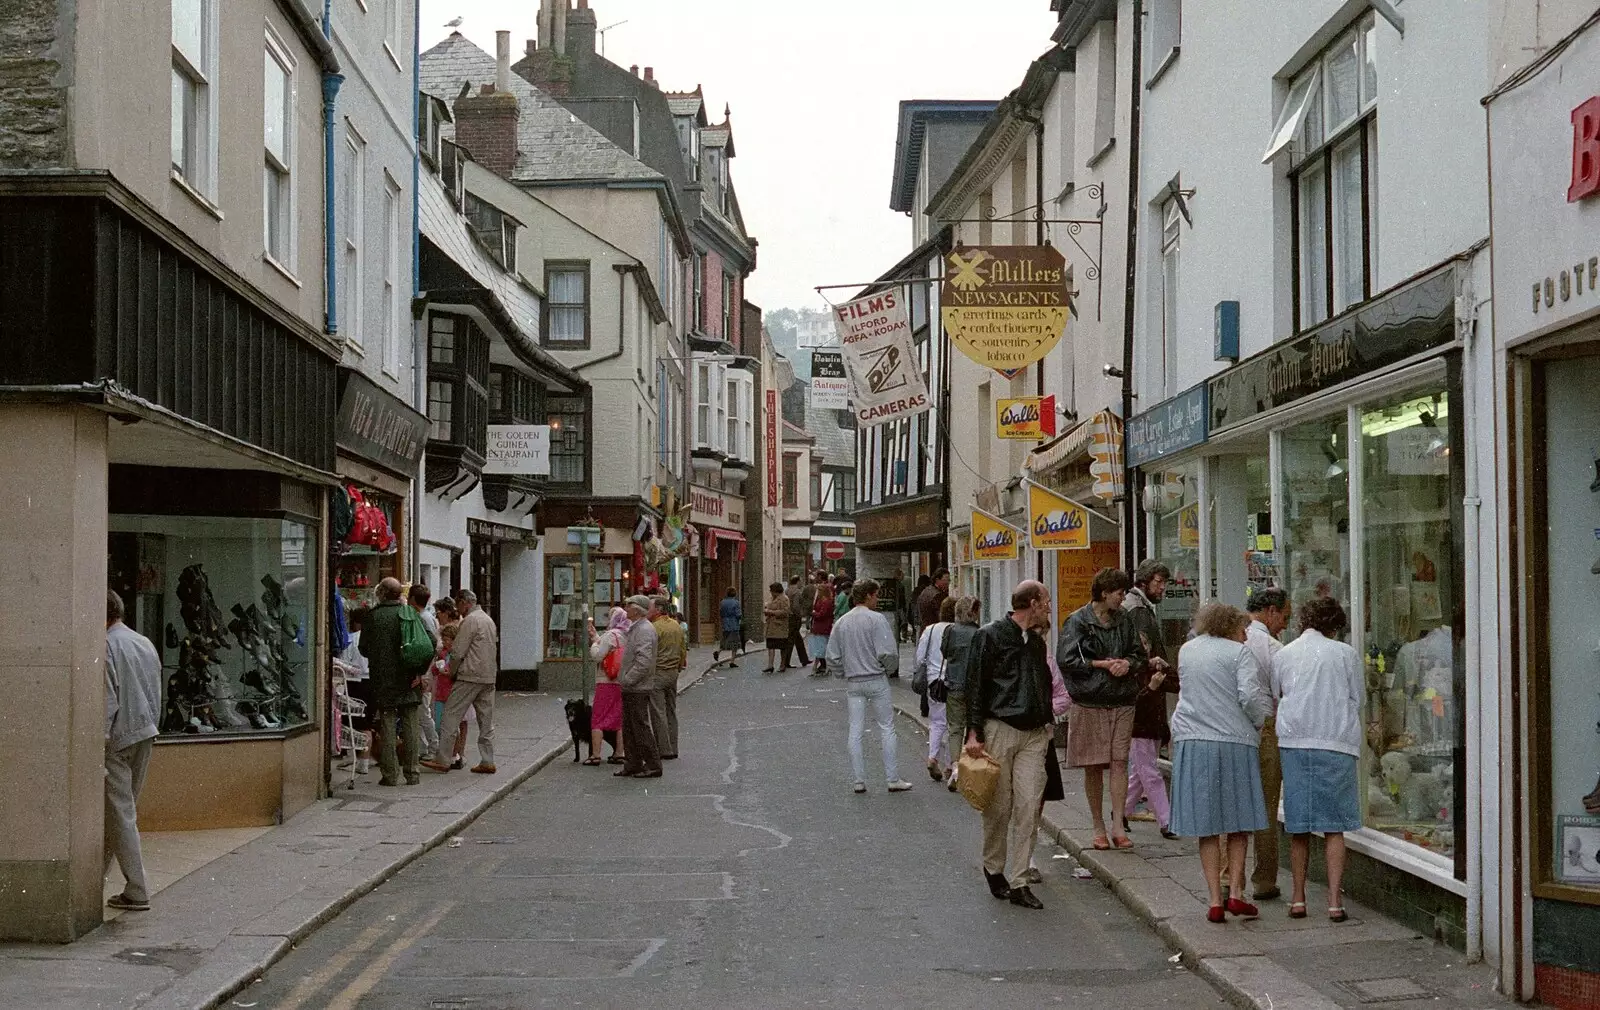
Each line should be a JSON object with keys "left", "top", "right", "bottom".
{"left": 630, "top": 65, "right": 639, "bottom": 76}
{"left": 537, "top": 1, "right": 552, "bottom": 54}
{"left": 644, "top": 66, "right": 657, "bottom": 89}
{"left": 525, "top": 39, "right": 537, "bottom": 57}
{"left": 553, "top": 0, "right": 568, "bottom": 56}
{"left": 495, "top": 31, "right": 512, "bottom": 94}
{"left": 567, "top": 0, "right": 597, "bottom": 57}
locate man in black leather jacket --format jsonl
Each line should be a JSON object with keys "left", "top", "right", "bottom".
{"left": 964, "top": 580, "right": 1054, "bottom": 909}
{"left": 1058, "top": 568, "right": 1148, "bottom": 848}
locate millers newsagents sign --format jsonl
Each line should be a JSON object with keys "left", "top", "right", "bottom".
{"left": 941, "top": 245, "right": 1070, "bottom": 373}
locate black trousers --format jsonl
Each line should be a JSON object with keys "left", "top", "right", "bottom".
{"left": 782, "top": 627, "right": 809, "bottom": 667}
{"left": 621, "top": 691, "right": 661, "bottom": 773}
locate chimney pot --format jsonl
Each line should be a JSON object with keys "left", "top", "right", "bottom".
{"left": 495, "top": 30, "right": 512, "bottom": 94}
{"left": 526, "top": 39, "right": 537, "bottom": 56}
{"left": 644, "top": 66, "right": 653, "bottom": 80}
{"left": 630, "top": 65, "right": 639, "bottom": 76}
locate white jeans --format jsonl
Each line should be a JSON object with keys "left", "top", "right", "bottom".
{"left": 846, "top": 675, "right": 898, "bottom": 784}
{"left": 927, "top": 699, "right": 947, "bottom": 762}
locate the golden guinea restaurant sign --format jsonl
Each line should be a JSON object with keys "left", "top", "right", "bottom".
{"left": 941, "top": 245, "right": 1070, "bottom": 372}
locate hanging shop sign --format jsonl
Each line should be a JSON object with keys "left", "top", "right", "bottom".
{"left": 1127, "top": 383, "right": 1208, "bottom": 467}
{"left": 940, "top": 244, "right": 1070, "bottom": 372}
{"left": 766, "top": 389, "right": 780, "bottom": 507}
{"left": 1057, "top": 542, "right": 1123, "bottom": 619}
{"left": 1208, "top": 266, "right": 1455, "bottom": 434}
{"left": 853, "top": 495, "right": 943, "bottom": 548}
{"left": 468, "top": 517, "right": 534, "bottom": 544}
{"left": 971, "top": 509, "right": 1023, "bottom": 561}
{"left": 335, "top": 368, "right": 429, "bottom": 477}
{"left": 996, "top": 395, "right": 1058, "bottom": 440}
{"left": 1027, "top": 481, "right": 1091, "bottom": 550}
{"left": 484, "top": 424, "right": 551, "bottom": 476}
{"left": 810, "top": 350, "right": 851, "bottom": 410}
{"left": 833, "top": 289, "right": 931, "bottom": 425}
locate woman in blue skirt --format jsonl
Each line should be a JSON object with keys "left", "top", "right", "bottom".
{"left": 1271, "top": 597, "right": 1364, "bottom": 923}
{"left": 1169, "top": 603, "right": 1274, "bottom": 923}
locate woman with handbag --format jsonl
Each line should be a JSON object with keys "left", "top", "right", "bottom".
{"left": 586, "top": 608, "right": 630, "bottom": 766}
{"left": 913, "top": 596, "right": 957, "bottom": 781}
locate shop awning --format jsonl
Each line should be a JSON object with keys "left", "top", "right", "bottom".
{"left": 704, "top": 528, "right": 748, "bottom": 561}
{"left": 1087, "top": 409, "right": 1125, "bottom": 502}
{"left": 1024, "top": 416, "right": 1096, "bottom": 475}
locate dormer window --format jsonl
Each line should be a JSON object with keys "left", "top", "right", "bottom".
{"left": 465, "top": 192, "right": 519, "bottom": 274}
{"left": 440, "top": 140, "right": 466, "bottom": 209}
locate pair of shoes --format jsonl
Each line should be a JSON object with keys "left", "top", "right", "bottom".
{"left": 1327, "top": 906, "right": 1349, "bottom": 923}
{"left": 633, "top": 770, "right": 663, "bottom": 779}
{"left": 984, "top": 870, "right": 1010, "bottom": 899}
{"left": 852, "top": 781, "right": 867, "bottom": 794}
{"left": 378, "top": 777, "right": 400, "bottom": 787}
{"left": 471, "top": 763, "right": 496, "bottom": 774}
{"left": 1024, "top": 865, "right": 1043, "bottom": 884}
{"left": 1111, "top": 835, "right": 1134, "bottom": 849}
{"left": 582, "top": 756, "right": 602, "bottom": 766}
{"left": 419, "top": 759, "right": 451, "bottom": 773}
{"left": 1160, "top": 828, "right": 1180, "bottom": 840}
{"left": 1252, "top": 886, "right": 1281, "bottom": 901}
{"left": 887, "top": 779, "right": 914, "bottom": 792}
{"left": 762, "top": 667, "right": 774, "bottom": 673}
{"left": 1287, "top": 901, "right": 1308, "bottom": 919}
{"left": 1007, "top": 886, "right": 1044, "bottom": 909}
{"left": 1225, "top": 898, "right": 1260, "bottom": 920}
{"left": 107, "top": 894, "right": 150, "bottom": 912}
{"left": 1206, "top": 905, "right": 1227, "bottom": 924}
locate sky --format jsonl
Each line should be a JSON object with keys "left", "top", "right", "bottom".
{"left": 418, "top": 0, "right": 1058, "bottom": 313}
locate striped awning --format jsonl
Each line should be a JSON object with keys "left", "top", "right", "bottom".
{"left": 1023, "top": 417, "right": 1095, "bottom": 475}
{"left": 1087, "top": 410, "right": 1125, "bottom": 502}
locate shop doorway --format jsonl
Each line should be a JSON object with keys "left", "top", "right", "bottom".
{"left": 470, "top": 536, "right": 502, "bottom": 634}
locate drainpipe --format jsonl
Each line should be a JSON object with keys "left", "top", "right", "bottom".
{"left": 321, "top": 48, "right": 343, "bottom": 336}
{"left": 1035, "top": 116, "right": 1046, "bottom": 583}
{"left": 1462, "top": 295, "right": 1484, "bottom": 964}
{"left": 1120, "top": 0, "right": 1145, "bottom": 572}
{"left": 411, "top": 0, "right": 423, "bottom": 578}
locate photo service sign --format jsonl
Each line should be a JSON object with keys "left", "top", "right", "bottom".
{"left": 941, "top": 245, "right": 1070, "bottom": 372}
{"left": 810, "top": 350, "right": 850, "bottom": 410}
{"left": 833, "top": 290, "right": 931, "bottom": 425}
{"left": 484, "top": 425, "right": 551, "bottom": 476}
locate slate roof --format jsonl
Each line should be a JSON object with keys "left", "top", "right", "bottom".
{"left": 419, "top": 34, "right": 662, "bottom": 185}
{"left": 665, "top": 90, "right": 706, "bottom": 120}
{"left": 804, "top": 392, "right": 856, "bottom": 469}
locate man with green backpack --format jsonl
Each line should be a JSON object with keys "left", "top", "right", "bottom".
{"left": 360, "top": 577, "right": 434, "bottom": 786}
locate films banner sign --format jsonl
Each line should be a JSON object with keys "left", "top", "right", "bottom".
{"left": 971, "top": 509, "right": 1023, "bottom": 561}
{"left": 832, "top": 290, "right": 931, "bottom": 425}
{"left": 810, "top": 350, "right": 850, "bottom": 410}
{"left": 996, "top": 395, "right": 1058, "bottom": 440}
{"left": 940, "top": 245, "right": 1070, "bottom": 372}
{"left": 1027, "top": 481, "right": 1091, "bottom": 551}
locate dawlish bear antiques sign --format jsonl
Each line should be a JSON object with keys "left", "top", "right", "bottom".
{"left": 941, "top": 245, "right": 1070, "bottom": 373}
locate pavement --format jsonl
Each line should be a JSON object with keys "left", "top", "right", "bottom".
{"left": 881, "top": 668, "right": 1510, "bottom": 1010}
{"left": 0, "top": 646, "right": 723, "bottom": 1010}
{"left": 205, "top": 655, "right": 1221, "bottom": 1009}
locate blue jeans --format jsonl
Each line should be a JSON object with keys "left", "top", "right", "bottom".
{"left": 846, "top": 675, "right": 899, "bottom": 784}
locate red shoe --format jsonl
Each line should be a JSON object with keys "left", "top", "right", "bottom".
{"left": 1225, "top": 898, "right": 1259, "bottom": 920}
{"left": 1207, "top": 905, "right": 1226, "bottom": 924}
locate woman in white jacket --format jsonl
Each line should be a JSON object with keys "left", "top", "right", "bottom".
{"left": 1272, "top": 597, "right": 1365, "bottom": 923}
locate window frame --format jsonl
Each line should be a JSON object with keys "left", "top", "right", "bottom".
{"left": 342, "top": 124, "right": 367, "bottom": 348}
{"left": 381, "top": 173, "right": 402, "bottom": 377}
{"left": 692, "top": 253, "right": 705, "bottom": 332}
{"left": 546, "top": 392, "right": 591, "bottom": 488}
{"left": 262, "top": 30, "right": 297, "bottom": 269}
{"left": 782, "top": 454, "right": 799, "bottom": 509}
{"left": 170, "top": 0, "right": 219, "bottom": 198}
{"left": 542, "top": 261, "right": 592, "bottom": 349}
{"left": 810, "top": 471, "right": 823, "bottom": 513}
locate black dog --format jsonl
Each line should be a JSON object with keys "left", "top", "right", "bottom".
{"left": 563, "top": 698, "right": 617, "bottom": 761}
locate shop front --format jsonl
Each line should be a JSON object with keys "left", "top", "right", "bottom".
{"left": 853, "top": 492, "right": 947, "bottom": 585}
{"left": 538, "top": 499, "right": 656, "bottom": 692}
{"left": 1132, "top": 263, "right": 1479, "bottom": 944}
{"left": 1488, "top": 25, "right": 1600, "bottom": 1003}
{"left": 809, "top": 523, "right": 856, "bottom": 579}
{"left": 688, "top": 485, "right": 747, "bottom": 645}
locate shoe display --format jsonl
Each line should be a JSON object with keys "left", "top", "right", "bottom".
{"left": 1007, "top": 886, "right": 1044, "bottom": 909}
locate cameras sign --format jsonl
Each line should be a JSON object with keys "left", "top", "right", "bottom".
{"left": 833, "top": 290, "right": 932, "bottom": 425}
{"left": 941, "top": 245, "right": 1070, "bottom": 372}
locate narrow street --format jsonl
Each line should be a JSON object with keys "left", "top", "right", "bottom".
{"left": 247, "top": 665, "right": 1221, "bottom": 1009}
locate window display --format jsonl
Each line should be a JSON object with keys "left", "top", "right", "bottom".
{"left": 546, "top": 557, "right": 624, "bottom": 659}
{"left": 1360, "top": 387, "right": 1457, "bottom": 859}
{"left": 1147, "top": 461, "right": 1201, "bottom": 655}
{"left": 108, "top": 516, "right": 316, "bottom": 736}
{"left": 1540, "top": 359, "right": 1600, "bottom": 887}
{"left": 1280, "top": 416, "right": 1350, "bottom": 638}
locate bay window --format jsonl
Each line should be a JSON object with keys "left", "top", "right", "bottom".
{"left": 547, "top": 393, "right": 589, "bottom": 485}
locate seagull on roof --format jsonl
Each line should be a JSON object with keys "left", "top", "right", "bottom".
{"left": 443, "top": 16, "right": 464, "bottom": 27}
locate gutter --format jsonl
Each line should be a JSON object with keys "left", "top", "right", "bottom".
{"left": 321, "top": 2, "right": 343, "bottom": 337}
{"left": 1121, "top": 0, "right": 1144, "bottom": 571}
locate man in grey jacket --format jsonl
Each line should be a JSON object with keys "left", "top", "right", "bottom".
{"left": 826, "top": 579, "right": 913, "bottom": 795}
{"left": 616, "top": 595, "right": 662, "bottom": 778}
{"left": 105, "top": 590, "right": 162, "bottom": 911}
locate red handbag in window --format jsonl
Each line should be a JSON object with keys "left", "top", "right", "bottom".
{"left": 345, "top": 485, "right": 395, "bottom": 552}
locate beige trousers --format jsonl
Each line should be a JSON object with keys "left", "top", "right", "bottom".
{"left": 980, "top": 719, "right": 1052, "bottom": 889}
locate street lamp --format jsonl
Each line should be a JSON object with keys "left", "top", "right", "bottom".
{"left": 566, "top": 508, "right": 603, "bottom": 706}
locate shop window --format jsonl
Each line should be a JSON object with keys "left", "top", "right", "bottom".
{"left": 108, "top": 516, "right": 316, "bottom": 736}
{"left": 546, "top": 557, "right": 624, "bottom": 659}
{"left": 544, "top": 263, "right": 590, "bottom": 347}
{"left": 836, "top": 470, "right": 857, "bottom": 513}
{"left": 1359, "top": 386, "right": 1456, "bottom": 859}
{"left": 1147, "top": 462, "right": 1202, "bottom": 655}
{"left": 1280, "top": 415, "right": 1351, "bottom": 635}
{"left": 783, "top": 454, "right": 798, "bottom": 508}
{"left": 547, "top": 393, "right": 589, "bottom": 485}
{"left": 1534, "top": 359, "right": 1600, "bottom": 891}
{"left": 1282, "top": 14, "right": 1379, "bottom": 329}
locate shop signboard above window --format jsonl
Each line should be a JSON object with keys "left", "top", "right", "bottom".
{"left": 1127, "top": 383, "right": 1208, "bottom": 467}
{"left": 1208, "top": 266, "right": 1455, "bottom": 434}
{"left": 335, "top": 368, "right": 429, "bottom": 476}
{"left": 690, "top": 485, "right": 742, "bottom": 530}
{"left": 467, "top": 517, "right": 534, "bottom": 545}
{"left": 483, "top": 424, "right": 551, "bottom": 476}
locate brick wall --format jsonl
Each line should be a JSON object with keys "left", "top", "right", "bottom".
{"left": 453, "top": 88, "right": 519, "bottom": 179}
{"left": 705, "top": 250, "right": 724, "bottom": 338}
{"left": 0, "top": 0, "right": 70, "bottom": 169}
{"left": 1535, "top": 965, "right": 1600, "bottom": 1010}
